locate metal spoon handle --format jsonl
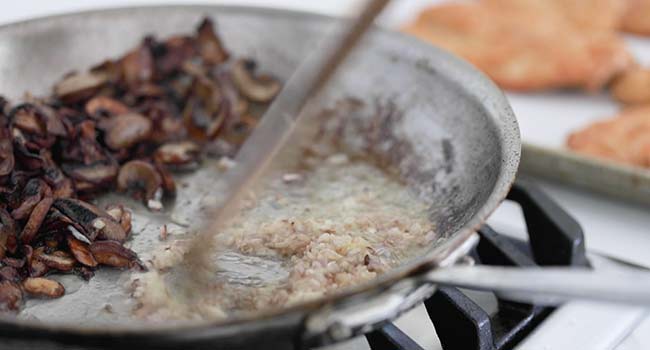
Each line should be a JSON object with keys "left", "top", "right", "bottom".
{"left": 426, "top": 265, "right": 650, "bottom": 306}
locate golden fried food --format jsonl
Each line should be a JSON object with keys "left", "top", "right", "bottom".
{"left": 567, "top": 105, "right": 650, "bottom": 167}
{"left": 610, "top": 67, "right": 650, "bottom": 104}
{"left": 621, "top": 0, "right": 650, "bottom": 36}
{"left": 403, "top": 3, "right": 632, "bottom": 91}
{"left": 485, "top": 0, "right": 625, "bottom": 32}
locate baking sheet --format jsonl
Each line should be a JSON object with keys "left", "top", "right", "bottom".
{"left": 379, "top": 0, "right": 650, "bottom": 205}
{"left": 501, "top": 36, "right": 650, "bottom": 205}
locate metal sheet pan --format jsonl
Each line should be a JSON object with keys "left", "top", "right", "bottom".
{"left": 508, "top": 34, "right": 650, "bottom": 205}
{"left": 521, "top": 143, "right": 650, "bottom": 205}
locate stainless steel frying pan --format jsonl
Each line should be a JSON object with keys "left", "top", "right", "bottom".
{"left": 0, "top": 5, "right": 521, "bottom": 349}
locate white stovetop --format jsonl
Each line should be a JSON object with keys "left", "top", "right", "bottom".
{"left": 2, "top": 1, "right": 649, "bottom": 349}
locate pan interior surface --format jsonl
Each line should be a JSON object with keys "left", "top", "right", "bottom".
{"left": 0, "top": 6, "right": 519, "bottom": 331}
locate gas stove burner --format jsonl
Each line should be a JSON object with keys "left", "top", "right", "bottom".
{"left": 365, "top": 179, "right": 588, "bottom": 350}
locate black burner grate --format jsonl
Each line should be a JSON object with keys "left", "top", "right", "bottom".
{"left": 366, "top": 179, "right": 588, "bottom": 350}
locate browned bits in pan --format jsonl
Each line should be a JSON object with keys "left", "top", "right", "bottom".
{"left": 159, "top": 225, "right": 168, "bottom": 241}
{"left": 0, "top": 17, "right": 279, "bottom": 312}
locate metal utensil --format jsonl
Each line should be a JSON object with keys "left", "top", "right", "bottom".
{"left": 183, "top": 0, "right": 392, "bottom": 271}
{"left": 427, "top": 265, "right": 650, "bottom": 306}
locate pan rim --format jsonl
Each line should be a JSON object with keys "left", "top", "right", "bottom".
{"left": 0, "top": 3, "right": 520, "bottom": 340}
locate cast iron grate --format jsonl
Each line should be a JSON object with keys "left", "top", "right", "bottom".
{"left": 365, "top": 179, "right": 589, "bottom": 350}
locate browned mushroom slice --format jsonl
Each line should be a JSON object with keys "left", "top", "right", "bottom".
{"left": 53, "top": 198, "right": 127, "bottom": 242}
{"left": 105, "top": 204, "right": 132, "bottom": 236}
{"left": 215, "top": 68, "right": 247, "bottom": 118}
{"left": 11, "top": 178, "right": 49, "bottom": 220}
{"left": 155, "top": 35, "right": 197, "bottom": 75}
{"left": 85, "top": 96, "right": 130, "bottom": 119}
{"left": 90, "top": 59, "right": 122, "bottom": 83}
{"left": 23, "top": 277, "right": 65, "bottom": 298}
{"left": 61, "top": 123, "right": 120, "bottom": 185}
{"left": 40, "top": 151, "right": 74, "bottom": 198}
{"left": 0, "top": 137, "right": 13, "bottom": 178}
{"left": 36, "top": 103, "right": 68, "bottom": 137}
{"left": 44, "top": 236, "right": 61, "bottom": 249}
{"left": 33, "top": 247, "right": 76, "bottom": 272}
{"left": 100, "top": 113, "right": 152, "bottom": 150}
{"left": 62, "top": 160, "right": 119, "bottom": 187}
{"left": 12, "top": 134, "right": 44, "bottom": 170}
{"left": 1, "top": 173, "right": 29, "bottom": 212}
{"left": 71, "top": 180, "right": 102, "bottom": 195}
{"left": 90, "top": 240, "right": 140, "bottom": 269}
{"left": 154, "top": 160, "right": 176, "bottom": 196}
{"left": 0, "top": 209, "right": 17, "bottom": 260}
{"left": 77, "top": 120, "right": 117, "bottom": 163}
{"left": 196, "top": 18, "right": 229, "bottom": 65}
{"left": 182, "top": 98, "right": 213, "bottom": 141}
{"left": 231, "top": 59, "right": 281, "bottom": 103}
{"left": 54, "top": 71, "right": 109, "bottom": 104}
{"left": 156, "top": 115, "right": 187, "bottom": 143}
{"left": 10, "top": 104, "right": 47, "bottom": 137}
{"left": 154, "top": 141, "right": 201, "bottom": 167}
{"left": 121, "top": 40, "right": 155, "bottom": 86}
{"left": 0, "top": 95, "right": 9, "bottom": 115}
{"left": 234, "top": 99, "right": 249, "bottom": 117}
{"left": 135, "top": 98, "right": 185, "bottom": 142}
{"left": 0, "top": 266, "right": 19, "bottom": 282}
{"left": 28, "top": 259, "right": 49, "bottom": 277}
{"left": 117, "top": 160, "right": 164, "bottom": 210}
{"left": 206, "top": 100, "right": 230, "bottom": 139}
{"left": 0, "top": 280, "right": 23, "bottom": 312}
{"left": 67, "top": 235, "right": 98, "bottom": 267}
{"left": 221, "top": 116, "right": 257, "bottom": 147}
{"left": 20, "top": 197, "right": 54, "bottom": 244}
{"left": 2, "top": 256, "right": 25, "bottom": 268}
{"left": 119, "top": 85, "right": 164, "bottom": 106}
{"left": 120, "top": 210, "right": 133, "bottom": 237}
